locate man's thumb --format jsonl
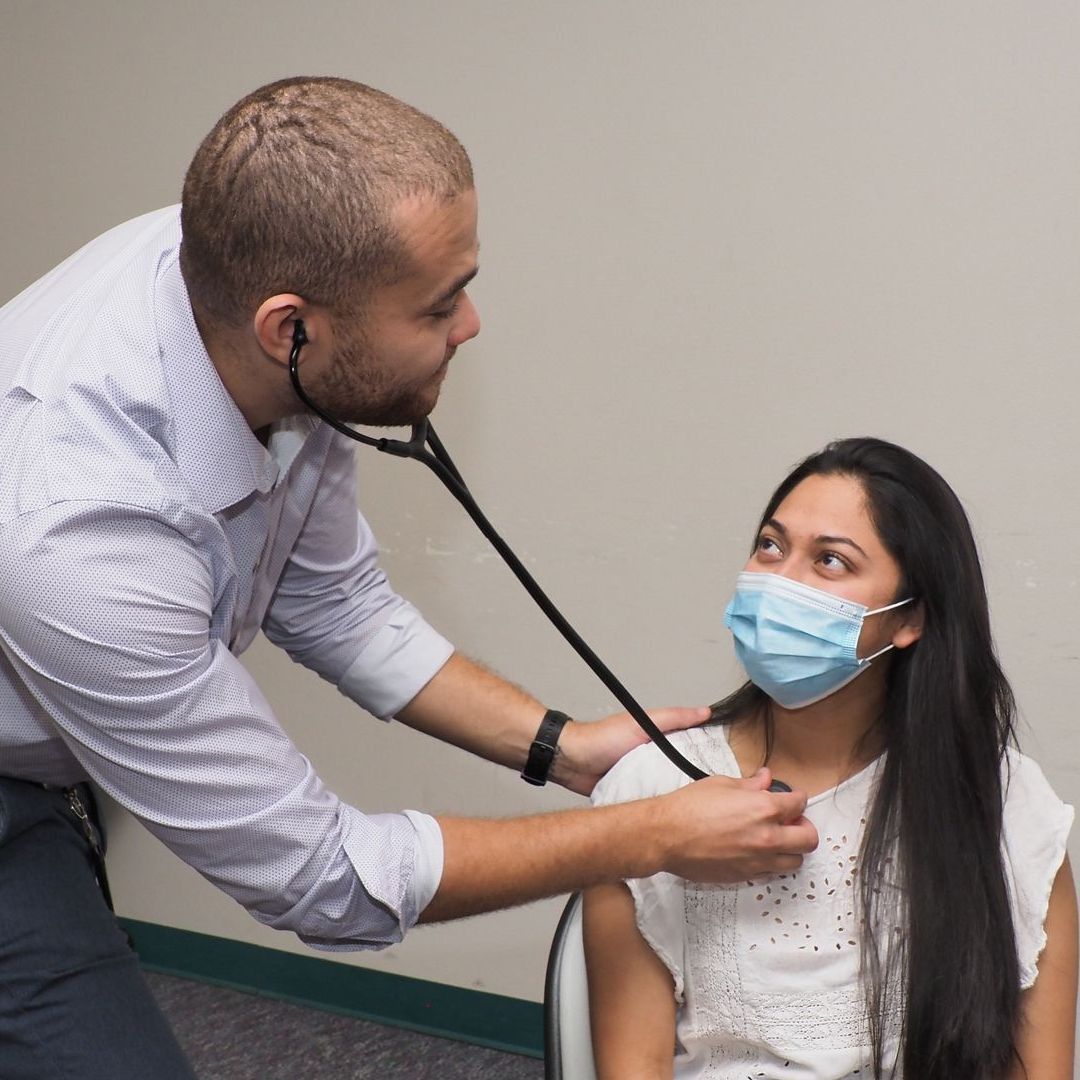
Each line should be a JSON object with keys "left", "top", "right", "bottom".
{"left": 743, "top": 766, "right": 773, "bottom": 791}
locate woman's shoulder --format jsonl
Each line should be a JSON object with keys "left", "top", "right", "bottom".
{"left": 1000, "top": 748, "right": 1072, "bottom": 877}
{"left": 1002, "top": 747, "right": 1073, "bottom": 826}
{"left": 591, "top": 724, "right": 741, "bottom": 807}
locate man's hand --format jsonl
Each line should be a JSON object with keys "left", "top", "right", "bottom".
{"left": 551, "top": 706, "right": 712, "bottom": 795}
{"left": 653, "top": 768, "right": 818, "bottom": 882}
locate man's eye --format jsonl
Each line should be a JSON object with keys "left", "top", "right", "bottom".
{"left": 432, "top": 300, "right": 460, "bottom": 321}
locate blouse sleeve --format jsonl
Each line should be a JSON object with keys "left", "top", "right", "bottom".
{"left": 1001, "top": 749, "right": 1075, "bottom": 990}
{"left": 591, "top": 738, "right": 695, "bottom": 1003}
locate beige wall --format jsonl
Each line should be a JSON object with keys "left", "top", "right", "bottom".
{"left": 3, "top": 2, "right": 1079, "bottom": 1006}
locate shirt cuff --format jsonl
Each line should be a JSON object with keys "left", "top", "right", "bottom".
{"left": 337, "top": 601, "right": 454, "bottom": 719}
{"left": 402, "top": 810, "right": 445, "bottom": 916}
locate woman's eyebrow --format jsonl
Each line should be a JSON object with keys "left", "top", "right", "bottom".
{"left": 762, "top": 519, "right": 869, "bottom": 559}
{"left": 816, "top": 534, "right": 869, "bottom": 559}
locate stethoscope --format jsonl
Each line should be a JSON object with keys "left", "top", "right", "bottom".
{"left": 289, "top": 319, "right": 790, "bottom": 792}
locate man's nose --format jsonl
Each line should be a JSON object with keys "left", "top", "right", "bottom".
{"left": 449, "top": 292, "right": 480, "bottom": 348}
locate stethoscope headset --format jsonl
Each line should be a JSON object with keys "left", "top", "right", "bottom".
{"left": 289, "top": 319, "right": 791, "bottom": 791}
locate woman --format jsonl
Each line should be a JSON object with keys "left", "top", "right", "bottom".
{"left": 585, "top": 438, "right": 1076, "bottom": 1079}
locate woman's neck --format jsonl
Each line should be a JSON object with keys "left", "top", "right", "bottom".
{"left": 727, "top": 670, "right": 888, "bottom": 798}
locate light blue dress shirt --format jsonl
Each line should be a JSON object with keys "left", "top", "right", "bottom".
{"left": 0, "top": 207, "right": 453, "bottom": 949}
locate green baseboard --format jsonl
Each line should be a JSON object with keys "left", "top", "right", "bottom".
{"left": 119, "top": 918, "right": 543, "bottom": 1060}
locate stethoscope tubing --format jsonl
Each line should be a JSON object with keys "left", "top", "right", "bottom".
{"left": 288, "top": 324, "right": 708, "bottom": 782}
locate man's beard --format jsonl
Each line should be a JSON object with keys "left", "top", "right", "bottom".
{"left": 308, "top": 333, "right": 447, "bottom": 428}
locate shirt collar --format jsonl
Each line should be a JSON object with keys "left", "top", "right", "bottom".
{"left": 155, "top": 253, "right": 316, "bottom": 512}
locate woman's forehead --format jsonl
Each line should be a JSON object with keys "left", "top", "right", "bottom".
{"left": 771, "top": 474, "right": 876, "bottom": 539}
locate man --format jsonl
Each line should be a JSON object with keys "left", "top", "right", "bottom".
{"left": 0, "top": 77, "right": 816, "bottom": 1077}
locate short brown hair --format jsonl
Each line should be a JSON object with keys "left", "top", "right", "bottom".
{"left": 179, "top": 76, "right": 473, "bottom": 328}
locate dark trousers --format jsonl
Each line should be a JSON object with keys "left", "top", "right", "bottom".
{"left": 0, "top": 777, "right": 195, "bottom": 1079}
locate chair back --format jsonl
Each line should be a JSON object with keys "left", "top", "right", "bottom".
{"left": 543, "top": 892, "right": 597, "bottom": 1080}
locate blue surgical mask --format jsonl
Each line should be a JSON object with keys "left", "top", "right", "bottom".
{"left": 723, "top": 571, "right": 914, "bottom": 709}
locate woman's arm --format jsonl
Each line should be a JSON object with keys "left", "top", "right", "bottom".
{"left": 1010, "top": 854, "right": 1078, "bottom": 1079}
{"left": 583, "top": 882, "right": 677, "bottom": 1080}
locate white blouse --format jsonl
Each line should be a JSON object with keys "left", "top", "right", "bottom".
{"left": 591, "top": 725, "right": 1073, "bottom": 1079}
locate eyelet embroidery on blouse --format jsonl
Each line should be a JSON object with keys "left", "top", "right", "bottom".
{"left": 744, "top": 822, "right": 864, "bottom": 953}
{"left": 680, "top": 795, "right": 904, "bottom": 1066}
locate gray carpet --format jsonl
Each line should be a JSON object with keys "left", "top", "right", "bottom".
{"left": 146, "top": 971, "right": 545, "bottom": 1080}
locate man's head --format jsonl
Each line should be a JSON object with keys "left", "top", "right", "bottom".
{"left": 179, "top": 77, "right": 480, "bottom": 428}
{"left": 180, "top": 76, "right": 473, "bottom": 329}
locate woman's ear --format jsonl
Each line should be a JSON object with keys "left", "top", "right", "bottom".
{"left": 892, "top": 601, "right": 924, "bottom": 650}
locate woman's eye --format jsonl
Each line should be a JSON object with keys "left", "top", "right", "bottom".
{"left": 756, "top": 536, "right": 782, "bottom": 557}
{"left": 819, "top": 551, "right": 848, "bottom": 571}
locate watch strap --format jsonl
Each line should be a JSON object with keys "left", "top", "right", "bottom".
{"left": 520, "top": 709, "right": 571, "bottom": 786}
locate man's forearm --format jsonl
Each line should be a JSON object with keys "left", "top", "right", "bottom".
{"left": 395, "top": 652, "right": 546, "bottom": 774}
{"left": 419, "top": 800, "right": 664, "bottom": 923}
{"left": 419, "top": 774, "right": 817, "bottom": 923}
{"left": 393, "top": 651, "right": 717, "bottom": 797}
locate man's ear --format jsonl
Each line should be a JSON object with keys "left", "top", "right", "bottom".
{"left": 253, "top": 294, "right": 320, "bottom": 367}
{"left": 892, "top": 600, "right": 924, "bottom": 650}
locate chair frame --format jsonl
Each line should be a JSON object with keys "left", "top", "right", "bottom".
{"left": 543, "top": 892, "right": 597, "bottom": 1080}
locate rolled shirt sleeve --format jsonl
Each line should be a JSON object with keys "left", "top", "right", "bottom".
{"left": 338, "top": 603, "right": 455, "bottom": 719}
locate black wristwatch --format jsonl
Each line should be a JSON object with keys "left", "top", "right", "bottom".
{"left": 520, "top": 710, "right": 572, "bottom": 786}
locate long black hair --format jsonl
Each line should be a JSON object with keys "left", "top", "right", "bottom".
{"left": 711, "top": 437, "right": 1020, "bottom": 1078}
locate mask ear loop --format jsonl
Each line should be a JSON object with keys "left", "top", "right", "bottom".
{"left": 864, "top": 596, "right": 915, "bottom": 617}
{"left": 287, "top": 320, "right": 709, "bottom": 783}
{"left": 858, "top": 596, "right": 917, "bottom": 663}
{"left": 860, "top": 642, "right": 897, "bottom": 664}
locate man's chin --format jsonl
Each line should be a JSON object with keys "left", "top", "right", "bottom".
{"left": 341, "top": 394, "right": 439, "bottom": 429}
